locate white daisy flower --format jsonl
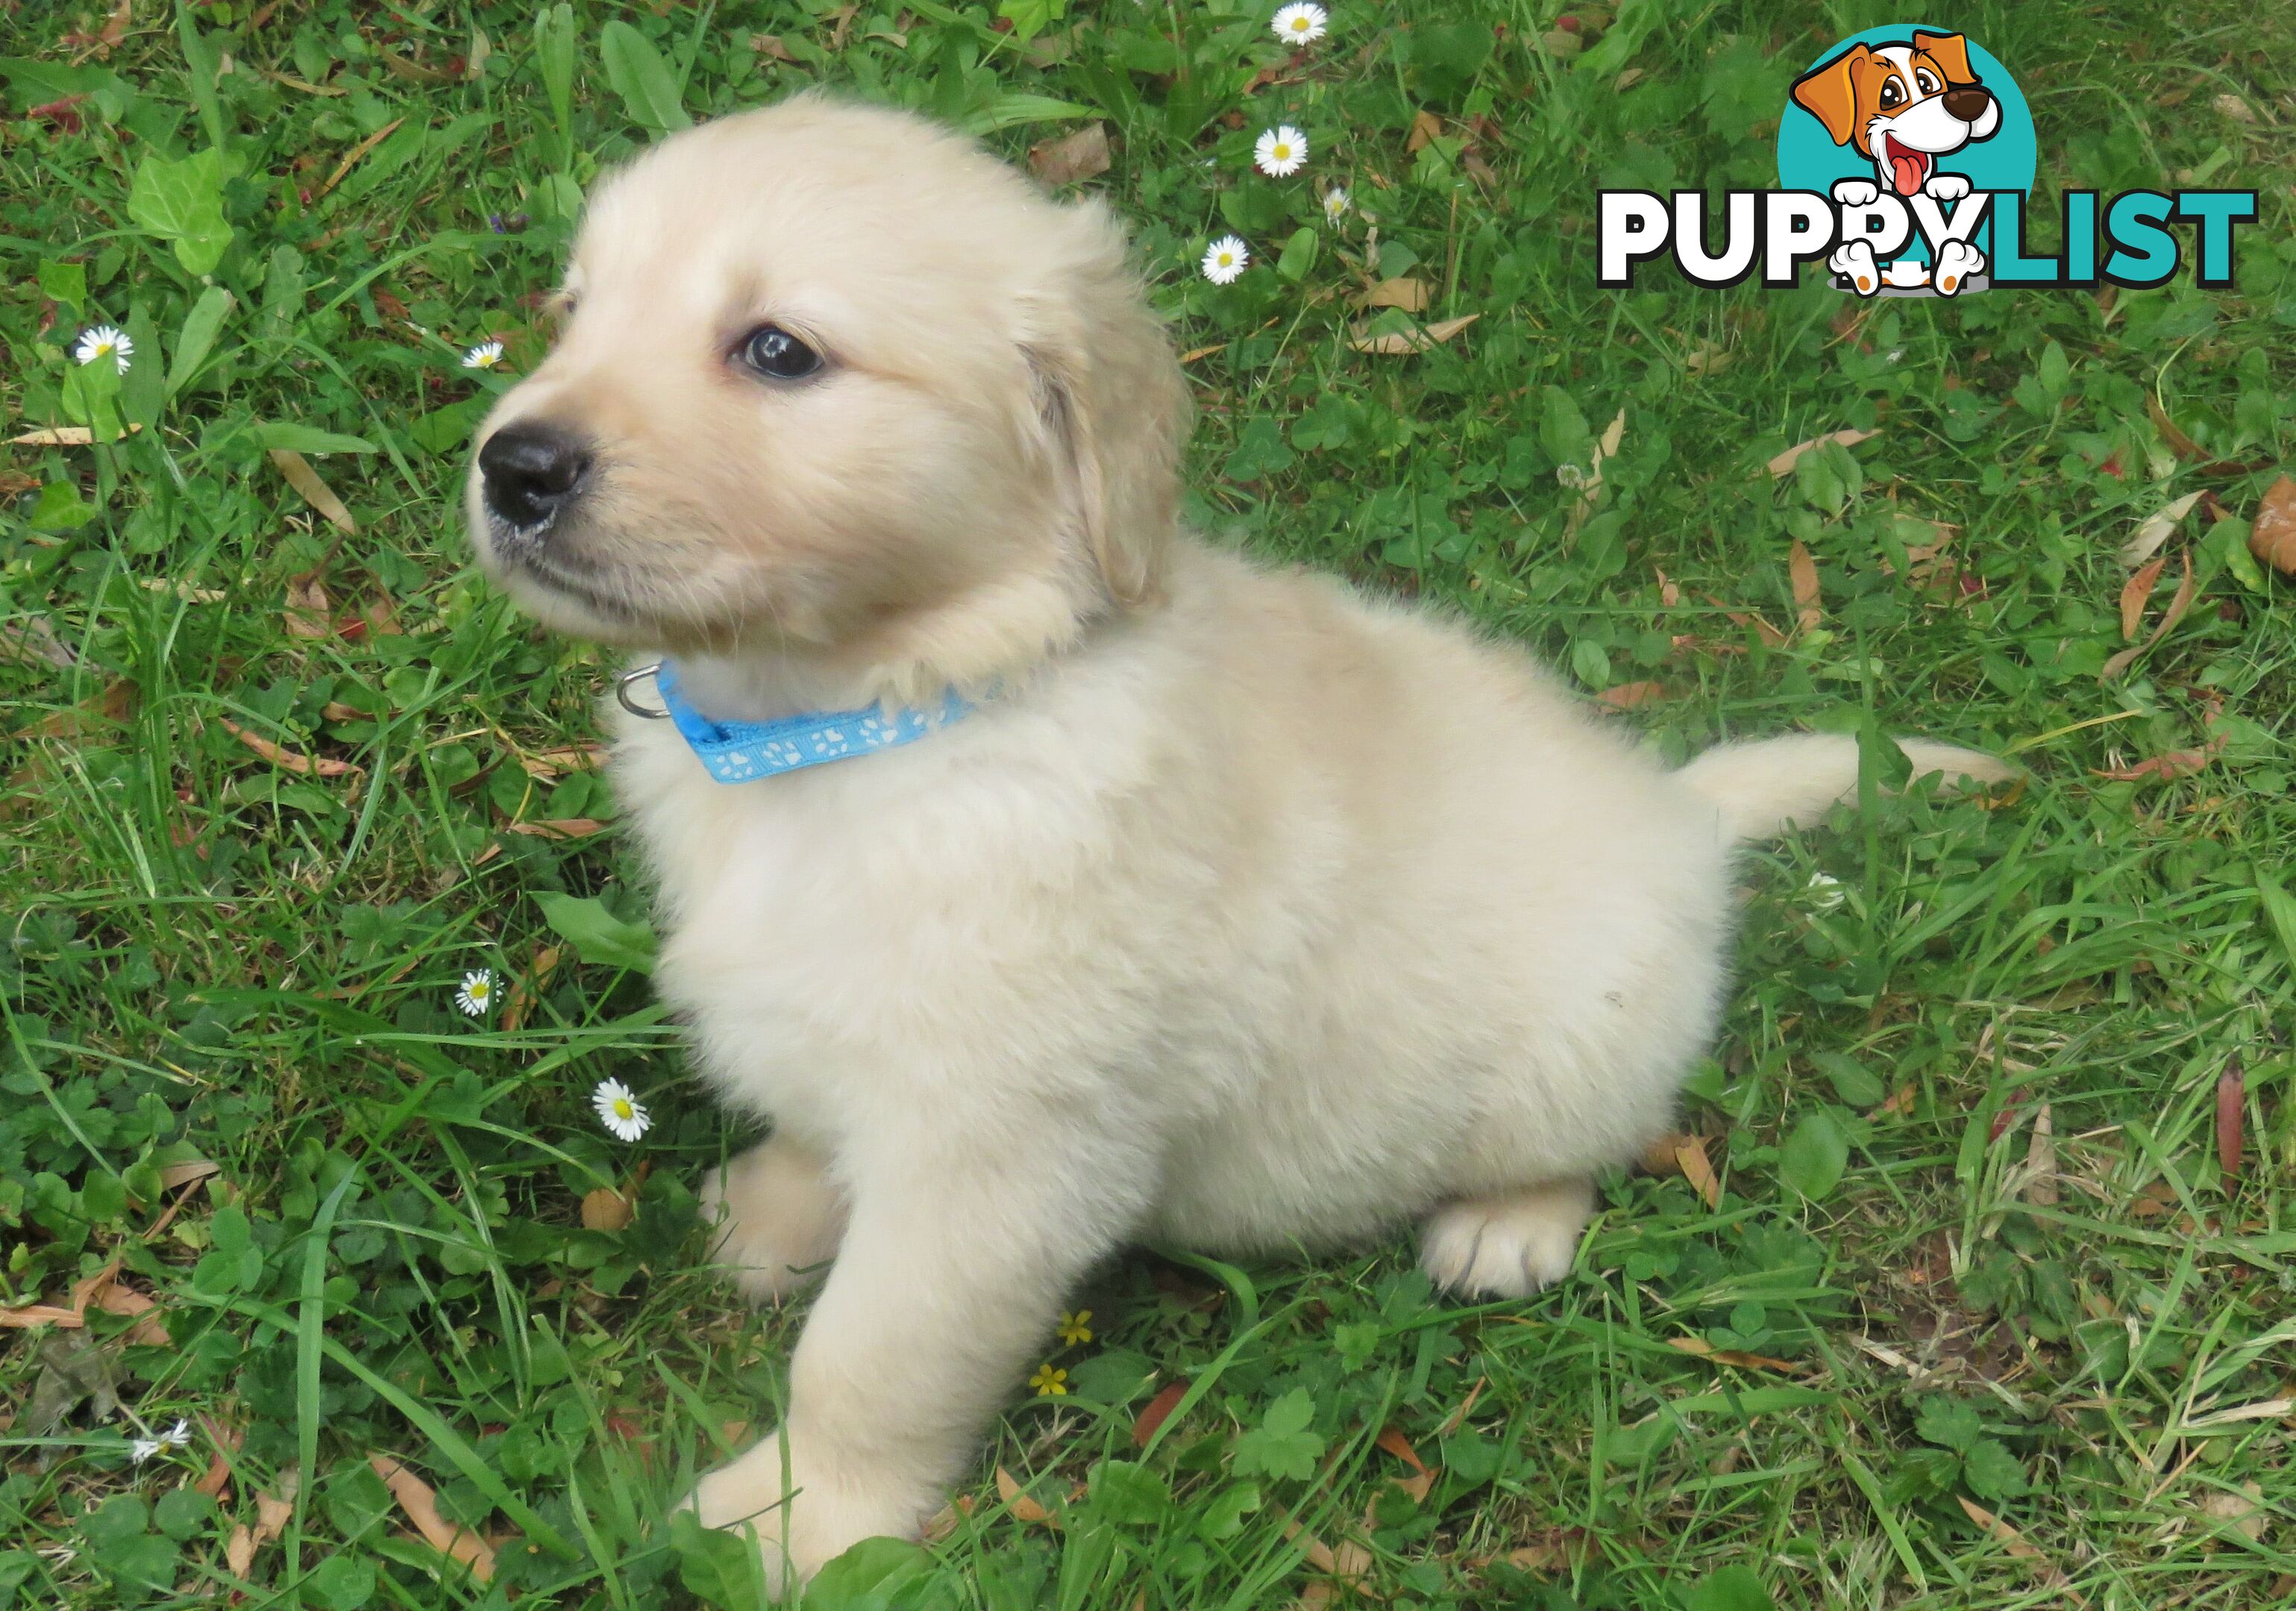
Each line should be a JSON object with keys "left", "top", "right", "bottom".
{"left": 1272, "top": 2, "right": 1328, "bottom": 44}
{"left": 74, "top": 325, "right": 133, "bottom": 374}
{"left": 592, "top": 1078, "right": 651, "bottom": 1142}
{"left": 1803, "top": 873, "right": 1848, "bottom": 912}
{"left": 455, "top": 969, "right": 495, "bottom": 1017}
{"left": 129, "top": 1419, "right": 191, "bottom": 1463}
{"left": 1254, "top": 126, "right": 1309, "bottom": 178}
{"left": 1322, "top": 186, "right": 1350, "bottom": 221}
{"left": 1201, "top": 235, "right": 1250, "bottom": 285}
{"left": 462, "top": 340, "right": 505, "bottom": 369}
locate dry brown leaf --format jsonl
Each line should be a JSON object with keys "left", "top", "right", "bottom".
{"left": 254, "top": 1481, "right": 295, "bottom": 1546}
{"left": 2121, "top": 491, "right": 2203, "bottom": 568}
{"left": 501, "top": 946, "right": 560, "bottom": 1034}
{"left": 319, "top": 118, "right": 404, "bottom": 199}
{"left": 362, "top": 596, "right": 406, "bottom": 637}
{"left": 2250, "top": 474, "right": 2296, "bottom": 577}
{"left": 2021, "top": 1103, "right": 2059, "bottom": 1207}
{"left": 1667, "top": 1336, "right": 1801, "bottom": 1372}
{"left": 1674, "top": 1134, "right": 1722, "bottom": 1210}
{"left": 2119, "top": 556, "right": 2166, "bottom": 640}
{"left": 285, "top": 575, "right": 332, "bottom": 640}
{"left": 1346, "top": 313, "right": 1479, "bottom": 355}
{"left": 2091, "top": 748, "right": 2214, "bottom": 782}
{"left": 580, "top": 1187, "right": 632, "bottom": 1231}
{"left": 2217, "top": 1057, "right": 2245, "bottom": 1184}
{"left": 160, "top": 1158, "right": 222, "bottom": 1190}
{"left": 506, "top": 817, "right": 608, "bottom": 840}
{"left": 994, "top": 1466, "right": 1056, "bottom": 1525}
{"left": 1027, "top": 122, "right": 1110, "bottom": 186}
{"left": 1358, "top": 277, "right": 1431, "bottom": 313}
{"left": 379, "top": 51, "right": 459, "bottom": 86}
{"left": 1178, "top": 343, "right": 1225, "bottom": 364}
{"left": 217, "top": 718, "right": 363, "bottom": 779}
{"left": 1766, "top": 429, "right": 1877, "bottom": 477}
{"left": 1788, "top": 539, "right": 1821, "bottom": 632}
{"left": 136, "top": 577, "right": 228, "bottom": 603}
{"left": 10, "top": 424, "right": 142, "bottom": 445}
{"left": 225, "top": 1525, "right": 257, "bottom": 1578}
{"left": 1957, "top": 1495, "right": 2045, "bottom": 1560}
{"left": 2148, "top": 395, "right": 2206, "bottom": 462}
{"left": 2101, "top": 549, "right": 2196, "bottom": 680}
{"left": 194, "top": 1419, "right": 243, "bottom": 1500}
{"left": 1376, "top": 1423, "right": 1428, "bottom": 1473}
{"left": 269, "top": 450, "right": 357, "bottom": 534}
{"left": 1132, "top": 1378, "right": 1187, "bottom": 1448}
{"left": 0, "top": 1301, "right": 85, "bottom": 1328}
{"left": 370, "top": 1454, "right": 497, "bottom": 1581}
{"left": 15, "top": 678, "right": 135, "bottom": 742}
{"left": 2214, "top": 92, "right": 2257, "bottom": 124}
{"left": 1654, "top": 567, "right": 1681, "bottom": 609}
{"left": 1596, "top": 681, "right": 1666, "bottom": 711}
{"left": 2198, "top": 1482, "right": 2268, "bottom": 1542}
{"left": 1405, "top": 109, "right": 1443, "bottom": 151}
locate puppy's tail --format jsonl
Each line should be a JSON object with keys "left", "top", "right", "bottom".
{"left": 1676, "top": 733, "right": 2013, "bottom": 844}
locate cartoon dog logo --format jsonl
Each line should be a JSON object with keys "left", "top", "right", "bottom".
{"left": 1791, "top": 31, "right": 2001, "bottom": 297}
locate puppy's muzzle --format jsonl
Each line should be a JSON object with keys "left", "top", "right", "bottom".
{"left": 1941, "top": 85, "right": 1992, "bottom": 125}
{"left": 479, "top": 420, "right": 592, "bottom": 531}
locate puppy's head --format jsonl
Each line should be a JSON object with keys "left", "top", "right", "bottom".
{"left": 466, "top": 97, "right": 1190, "bottom": 685}
{"left": 1790, "top": 33, "right": 2001, "bottom": 195}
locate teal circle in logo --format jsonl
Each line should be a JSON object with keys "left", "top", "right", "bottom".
{"left": 1777, "top": 26, "right": 2036, "bottom": 274}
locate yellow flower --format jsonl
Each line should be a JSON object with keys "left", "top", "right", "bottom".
{"left": 1056, "top": 1309, "right": 1094, "bottom": 1346}
{"left": 1029, "top": 1363, "right": 1068, "bottom": 1397}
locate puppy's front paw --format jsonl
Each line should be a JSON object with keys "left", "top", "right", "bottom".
{"left": 1932, "top": 239, "right": 1984, "bottom": 295}
{"left": 1828, "top": 240, "right": 1881, "bottom": 297}
{"left": 683, "top": 1433, "right": 927, "bottom": 1597}
{"left": 1830, "top": 178, "right": 1881, "bottom": 208}
{"left": 1922, "top": 172, "right": 1972, "bottom": 203}
{"left": 703, "top": 1137, "right": 849, "bottom": 1306}
{"left": 1419, "top": 1180, "right": 1594, "bottom": 1299}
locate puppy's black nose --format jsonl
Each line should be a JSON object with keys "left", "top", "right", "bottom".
{"left": 479, "top": 421, "right": 591, "bottom": 529}
{"left": 1942, "top": 85, "right": 1992, "bottom": 123}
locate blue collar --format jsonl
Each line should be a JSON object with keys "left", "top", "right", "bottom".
{"left": 635, "top": 661, "right": 973, "bottom": 784}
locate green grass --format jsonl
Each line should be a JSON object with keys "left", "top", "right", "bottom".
{"left": 4, "top": 1, "right": 2294, "bottom": 1608}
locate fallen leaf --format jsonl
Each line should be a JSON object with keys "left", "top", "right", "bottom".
{"left": 225, "top": 1525, "right": 256, "bottom": 1578}
{"left": 218, "top": 718, "right": 363, "bottom": 779}
{"left": 1767, "top": 428, "right": 1877, "bottom": 477}
{"left": 1027, "top": 122, "right": 1110, "bottom": 186}
{"left": 995, "top": 1466, "right": 1056, "bottom": 1525}
{"left": 2101, "top": 550, "right": 2195, "bottom": 681}
{"left": 1406, "top": 109, "right": 1443, "bottom": 151}
{"left": 0, "top": 1303, "right": 85, "bottom": 1329}
{"left": 15, "top": 678, "right": 135, "bottom": 742}
{"left": 269, "top": 450, "right": 357, "bottom": 534}
{"left": 752, "top": 32, "right": 794, "bottom": 61}
{"left": 159, "top": 1158, "right": 221, "bottom": 1190}
{"left": 501, "top": 945, "right": 560, "bottom": 1034}
{"left": 1132, "top": 1378, "right": 1188, "bottom": 1448}
{"left": 9, "top": 424, "right": 142, "bottom": 445}
{"left": 371, "top": 1454, "right": 496, "bottom": 1581}
{"left": 1347, "top": 314, "right": 1479, "bottom": 355}
{"left": 2218, "top": 1057, "right": 2245, "bottom": 1184}
{"left": 2249, "top": 474, "right": 2296, "bottom": 577}
{"left": 1376, "top": 1424, "right": 1428, "bottom": 1473}
{"left": 284, "top": 575, "right": 332, "bottom": 639}
{"left": 319, "top": 117, "right": 404, "bottom": 200}
{"left": 580, "top": 1187, "right": 631, "bottom": 1231}
{"left": 1179, "top": 344, "right": 1225, "bottom": 364}
{"left": 1667, "top": 1336, "right": 1801, "bottom": 1372}
{"left": 1788, "top": 539, "right": 1821, "bottom": 632}
{"left": 2148, "top": 396, "right": 2206, "bottom": 462}
{"left": 1596, "top": 681, "right": 1666, "bottom": 711}
{"left": 2021, "top": 1103, "right": 2058, "bottom": 1207}
{"left": 136, "top": 577, "right": 228, "bottom": 603}
{"left": 1358, "top": 277, "right": 1431, "bottom": 313}
{"left": 506, "top": 817, "right": 608, "bottom": 840}
{"left": 0, "top": 619, "right": 78, "bottom": 671}
{"left": 1654, "top": 567, "right": 1681, "bottom": 608}
{"left": 379, "top": 51, "right": 459, "bottom": 86}
{"left": 1674, "top": 1134, "right": 1722, "bottom": 1210}
{"left": 2198, "top": 1482, "right": 2268, "bottom": 1542}
{"left": 2213, "top": 92, "right": 2256, "bottom": 124}
{"left": 2119, "top": 556, "right": 2166, "bottom": 639}
{"left": 2121, "top": 491, "right": 2204, "bottom": 568}
{"left": 2091, "top": 748, "right": 2213, "bottom": 782}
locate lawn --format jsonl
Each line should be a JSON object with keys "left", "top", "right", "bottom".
{"left": 3, "top": 1, "right": 2294, "bottom": 1607}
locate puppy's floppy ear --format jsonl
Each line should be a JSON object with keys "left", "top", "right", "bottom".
{"left": 1910, "top": 31, "right": 1977, "bottom": 86}
{"left": 1790, "top": 44, "right": 1867, "bottom": 147}
{"left": 1017, "top": 200, "right": 1191, "bottom": 610}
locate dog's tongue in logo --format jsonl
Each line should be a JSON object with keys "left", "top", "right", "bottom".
{"left": 1880, "top": 134, "right": 1929, "bottom": 196}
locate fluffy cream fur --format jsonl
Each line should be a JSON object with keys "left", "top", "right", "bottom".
{"left": 465, "top": 95, "right": 2006, "bottom": 1589}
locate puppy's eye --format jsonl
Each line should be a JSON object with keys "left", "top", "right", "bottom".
{"left": 739, "top": 324, "right": 823, "bottom": 381}
{"left": 1878, "top": 79, "right": 1904, "bottom": 108}
{"left": 1915, "top": 69, "right": 1940, "bottom": 95}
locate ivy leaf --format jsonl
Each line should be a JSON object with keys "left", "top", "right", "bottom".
{"left": 1232, "top": 1389, "right": 1324, "bottom": 1482}
{"left": 126, "top": 148, "right": 233, "bottom": 274}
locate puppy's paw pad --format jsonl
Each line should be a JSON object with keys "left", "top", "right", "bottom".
{"left": 1923, "top": 173, "right": 1972, "bottom": 202}
{"left": 1830, "top": 178, "right": 1881, "bottom": 207}
{"left": 1932, "top": 239, "right": 1983, "bottom": 295}
{"left": 1419, "top": 1183, "right": 1593, "bottom": 1299}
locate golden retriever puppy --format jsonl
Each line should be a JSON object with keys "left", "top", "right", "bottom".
{"left": 465, "top": 95, "right": 2003, "bottom": 1587}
